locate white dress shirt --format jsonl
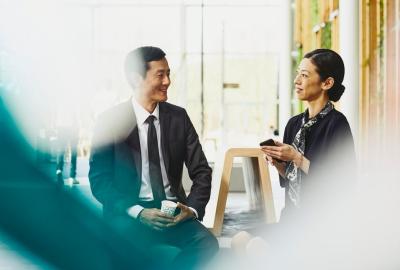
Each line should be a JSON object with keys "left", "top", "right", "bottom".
{"left": 127, "top": 98, "right": 197, "bottom": 218}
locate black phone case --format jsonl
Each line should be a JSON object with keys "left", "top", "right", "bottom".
{"left": 259, "top": 139, "right": 276, "bottom": 147}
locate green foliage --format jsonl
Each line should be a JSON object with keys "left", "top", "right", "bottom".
{"left": 293, "top": 46, "right": 304, "bottom": 114}
{"left": 321, "top": 22, "right": 332, "bottom": 49}
{"left": 311, "top": 0, "right": 319, "bottom": 26}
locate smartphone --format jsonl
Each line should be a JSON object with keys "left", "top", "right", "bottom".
{"left": 259, "top": 139, "right": 276, "bottom": 147}
{"left": 259, "top": 139, "right": 284, "bottom": 163}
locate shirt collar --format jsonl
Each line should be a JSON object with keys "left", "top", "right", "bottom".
{"left": 131, "top": 97, "right": 160, "bottom": 125}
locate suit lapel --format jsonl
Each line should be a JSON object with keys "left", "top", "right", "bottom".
{"left": 159, "top": 102, "right": 170, "bottom": 174}
{"left": 128, "top": 126, "right": 142, "bottom": 182}
{"left": 124, "top": 101, "right": 142, "bottom": 183}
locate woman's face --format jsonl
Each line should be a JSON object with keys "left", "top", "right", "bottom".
{"left": 294, "top": 58, "right": 326, "bottom": 102}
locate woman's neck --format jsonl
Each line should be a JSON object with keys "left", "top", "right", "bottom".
{"left": 307, "top": 96, "right": 329, "bottom": 118}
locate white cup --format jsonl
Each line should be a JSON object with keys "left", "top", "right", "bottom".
{"left": 161, "top": 200, "right": 177, "bottom": 216}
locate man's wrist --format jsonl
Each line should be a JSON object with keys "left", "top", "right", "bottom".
{"left": 188, "top": 207, "right": 198, "bottom": 219}
{"left": 127, "top": 205, "right": 144, "bottom": 219}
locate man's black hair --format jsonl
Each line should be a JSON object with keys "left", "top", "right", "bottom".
{"left": 124, "top": 46, "right": 166, "bottom": 78}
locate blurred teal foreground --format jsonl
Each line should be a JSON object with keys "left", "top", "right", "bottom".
{"left": 0, "top": 93, "right": 165, "bottom": 269}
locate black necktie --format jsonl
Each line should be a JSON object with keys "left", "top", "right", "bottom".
{"left": 146, "top": 115, "right": 166, "bottom": 207}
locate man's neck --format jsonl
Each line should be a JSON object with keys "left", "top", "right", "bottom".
{"left": 134, "top": 94, "right": 158, "bottom": 114}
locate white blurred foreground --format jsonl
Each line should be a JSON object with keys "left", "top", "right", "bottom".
{"left": 213, "top": 139, "right": 400, "bottom": 270}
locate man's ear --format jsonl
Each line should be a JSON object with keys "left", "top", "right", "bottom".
{"left": 322, "top": 77, "right": 335, "bottom": 91}
{"left": 133, "top": 72, "right": 144, "bottom": 87}
{"left": 127, "top": 72, "right": 144, "bottom": 88}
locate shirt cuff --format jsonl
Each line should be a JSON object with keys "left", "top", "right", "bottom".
{"left": 188, "top": 207, "right": 198, "bottom": 219}
{"left": 127, "top": 205, "right": 144, "bottom": 219}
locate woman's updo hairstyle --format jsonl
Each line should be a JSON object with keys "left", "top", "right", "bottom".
{"left": 304, "top": 48, "right": 345, "bottom": 102}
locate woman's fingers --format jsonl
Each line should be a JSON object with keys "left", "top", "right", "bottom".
{"left": 274, "top": 140, "right": 284, "bottom": 146}
{"left": 264, "top": 149, "right": 282, "bottom": 159}
{"left": 261, "top": 145, "right": 277, "bottom": 151}
{"left": 261, "top": 143, "right": 295, "bottom": 161}
{"left": 264, "top": 154, "right": 275, "bottom": 166}
{"left": 269, "top": 159, "right": 277, "bottom": 167}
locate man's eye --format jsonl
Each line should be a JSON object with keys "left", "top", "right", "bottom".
{"left": 301, "top": 74, "right": 308, "bottom": 78}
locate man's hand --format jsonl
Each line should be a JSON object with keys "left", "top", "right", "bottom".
{"left": 138, "top": 208, "right": 175, "bottom": 231}
{"left": 172, "top": 202, "right": 195, "bottom": 225}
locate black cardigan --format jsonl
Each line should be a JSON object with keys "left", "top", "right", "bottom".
{"left": 280, "top": 108, "right": 356, "bottom": 209}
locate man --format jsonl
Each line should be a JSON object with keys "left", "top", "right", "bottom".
{"left": 89, "top": 46, "right": 218, "bottom": 269}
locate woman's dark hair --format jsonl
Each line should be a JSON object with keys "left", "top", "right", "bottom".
{"left": 304, "top": 48, "right": 345, "bottom": 102}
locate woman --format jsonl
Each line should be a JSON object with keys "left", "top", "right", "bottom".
{"left": 263, "top": 48, "right": 355, "bottom": 212}
{"left": 232, "top": 49, "right": 356, "bottom": 258}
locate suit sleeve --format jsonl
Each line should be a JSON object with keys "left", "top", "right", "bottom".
{"left": 183, "top": 110, "right": 212, "bottom": 221}
{"left": 88, "top": 116, "right": 135, "bottom": 216}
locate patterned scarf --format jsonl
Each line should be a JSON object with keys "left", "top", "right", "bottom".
{"left": 285, "top": 101, "right": 334, "bottom": 207}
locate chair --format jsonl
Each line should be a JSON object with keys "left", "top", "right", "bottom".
{"left": 205, "top": 148, "right": 277, "bottom": 236}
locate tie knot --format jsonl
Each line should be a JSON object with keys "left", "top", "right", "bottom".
{"left": 146, "top": 115, "right": 156, "bottom": 124}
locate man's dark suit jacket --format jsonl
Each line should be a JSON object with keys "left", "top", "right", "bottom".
{"left": 89, "top": 100, "right": 212, "bottom": 220}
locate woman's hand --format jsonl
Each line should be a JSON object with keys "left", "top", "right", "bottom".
{"left": 260, "top": 140, "right": 299, "bottom": 162}
{"left": 264, "top": 153, "right": 275, "bottom": 165}
{"left": 261, "top": 140, "right": 309, "bottom": 174}
{"left": 261, "top": 141, "right": 291, "bottom": 177}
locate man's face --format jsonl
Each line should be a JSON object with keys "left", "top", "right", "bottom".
{"left": 138, "top": 57, "right": 170, "bottom": 103}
